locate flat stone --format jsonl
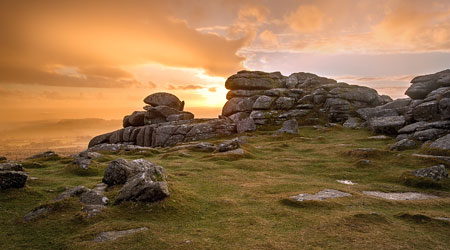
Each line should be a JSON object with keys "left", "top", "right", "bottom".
{"left": 216, "top": 148, "right": 245, "bottom": 156}
{"left": 413, "top": 165, "right": 448, "bottom": 181}
{"left": 93, "top": 227, "right": 149, "bottom": 242}
{"left": 337, "top": 180, "right": 357, "bottom": 185}
{"left": 429, "top": 134, "right": 450, "bottom": 150}
{"left": 368, "top": 135, "right": 391, "bottom": 140}
{"left": 23, "top": 207, "right": 51, "bottom": 221}
{"left": 290, "top": 189, "right": 352, "bottom": 202}
{"left": 362, "top": 191, "right": 439, "bottom": 200}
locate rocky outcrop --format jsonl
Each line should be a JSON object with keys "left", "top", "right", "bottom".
{"left": 275, "top": 119, "right": 298, "bottom": 135}
{"left": 222, "top": 71, "right": 387, "bottom": 125}
{"left": 413, "top": 165, "right": 448, "bottom": 182}
{"left": 352, "top": 70, "right": 450, "bottom": 150}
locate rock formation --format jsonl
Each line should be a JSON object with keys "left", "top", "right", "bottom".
{"left": 0, "top": 162, "right": 28, "bottom": 189}
{"left": 89, "top": 69, "right": 449, "bottom": 153}
{"left": 355, "top": 69, "right": 450, "bottom": 149}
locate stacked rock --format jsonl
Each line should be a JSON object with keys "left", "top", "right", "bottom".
{"left": 89, "top": 92, "right": 235, "bottom": 149}
{"left": 123, "top": 92, "right": 194, "bottom": 127}
{"left": 356, "top": 69, "right": 450, "bottom": 150}
{"left": 0, "top": 162, "right": 28, "bottom": 189}
{"left": 222, "top": 70, "right": 389, "bottom": 125}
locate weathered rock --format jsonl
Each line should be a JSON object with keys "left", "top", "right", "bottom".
{"left": 252, "top": 95, "right": 275, "bottom": 110}
{"left": 429, "top": 134, "right": 450, "bottom": 151}
{"left": 73, "top": 151, "right": 102, "bottom": 170}
{"left": 143, "top": 92, "right": 184, "bottom": 111}
{"left": 0, "top": 163, "right": 23, "bottom": 171}
{"left": 123, "top": 115, "right": 131, "bottom": 128}
{"left": 217, "top": 139, "right": 240, "bottom": 152}
{"left": 412, "top": 128, "right": 447, "bottom": 142}
{"left": 172, "top": 142, "right": 216, "bottom": 152}
{"left": 103, "top": 159, "right": 166, "bottom": 186}
{"left": 273, "top": 97, "right": 295, "bottom": 109}
{"left": 222, "top": 97, "right": 256, "bottom": 116}
{"left": 0, "top": 171, "right": 28, "bottom": 189}
{"left": 127, "top": 111, "right": 146, "bottom": 126}
{"left": 275, "top": 119, "right": 298, "bottom": 135}
{"left": 413, "top": 165, "right": 448, "bottom": 181}
{"left": 53, "top": 186, "right": 90, "bottom": 201}
{"left": 369, "top": 116, "right": 405, "bottom": 135}
{"left": 343, "top": 117, "right": 362, "bottom": 129}
{"left": 368, "top": 135, "right": 391, "bottom": 140}
{"left": 412, "top": 101, "right": 439, "bottom": 121}
{"left": 290, "top": 189, "right": 351, "bottom": 202}
{"left": 439, "top": 98, "right": 450, "bottom": 120}
{"left": 226, "top": 90, "right": 264, "bottom": 99}
{"left": 109, "top": 129, "right": 124, "bottom": 144}
{"left": 405, "top": 69, "right": 450, "bottom": 99}
{"left": 236, "top": 117, "right": 256, "bottom": 133}
{"left": 25, "top": 151, "right": 59, "bottom": 160}
{"left": 88, "top": 132, "right": 112, "bottom": 148}
{"left": 114, "top": 171, "right": 169, "bottom": 204}
{"left": 324, "top": 98, "right": 351, "bottom": 122}
{"left": 145, "top": 106, "right": 185, "bottom": 124}
{"left": 356, "top": 107, "right": 398, "bottom": 121}
{"left": 390, "top": 139, "right": 416, "bottom": 151}
{"left": 225, "top": 71, "right": 285, "bottom": 90}
{"left": 93, "top": 227, "right": 149, "bottom": 242}
{"left": 379, "top": 98, "right": 411, "bottom": 114}
{"left": 0, "top": 156, "right": 7, "bottom": 161}
{"left": 328, "top": 85, "right": 382, "bottom": 106}
{"left": 363, "top": 191, "right": 439, "bottom": 200}
{"left": 166, "top": 112, "right": 194, "bottom": 122}
{"left": 215, "top": 148, "right": 245, "bottom": 156}
{"left": 23, "top": 207, "right": 51, "bottom": 221}
{"left": 80, "top": 190, "right": 109, "bottom": 206}
{"left": 286, "top": 72, "right": 337, "bottom": 89}
{"left": 228, "top": 112, "right": 250, "bottom": 123}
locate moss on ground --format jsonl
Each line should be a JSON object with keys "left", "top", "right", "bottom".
{"left": 1, "top": 126, "right": 449, "bottom": 249}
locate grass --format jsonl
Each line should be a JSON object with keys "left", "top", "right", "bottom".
{"left": 1, "top": 126, "right": 449, "bottom": 249}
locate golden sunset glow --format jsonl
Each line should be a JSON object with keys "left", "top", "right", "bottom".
{"left": 1, "top": 0, "right": 450, "bottom": 125}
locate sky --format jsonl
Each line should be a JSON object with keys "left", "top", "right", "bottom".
{"left": 1, "top": 0, "right": 449, "bottom": 123}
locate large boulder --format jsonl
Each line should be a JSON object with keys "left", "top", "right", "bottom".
{"left": 114, "top": 172, "right": 169, "bottom": 204}
{"left": 103, "top": 159, "right": 166, "bottom": 186}
{"left": 236, "top": 117, "right": 256, "bottom": 133}
{"left": 405, "top": 69, "right": 450, "bottom": 99}
{"left": 222, "top": 97, "right": 256, "bottom": 116}
{"left": 286, "top": 72, "right": 337, "bottom": 89}
{"left": 253, "top": 95, "right": 275, "bottom": 110}
{"left": 369, "top": 116, "right": 405, "bottom": 135}
{"left": 0, "top": 171, "right": 28, "bottom": 189}
{"left": 0, "top": 163, "right": 23, "bottom": 171}
{"left": 143, "top": 92, "right": 184, "bottom": 111}
{"left": 127, "top": 111, "right": 146, "bottom": 126}
{"left": 225, "top": 71, "right": 285, "bottom": 90}
{"left": 429, "top": 134, "right": 450, "bottom": 151}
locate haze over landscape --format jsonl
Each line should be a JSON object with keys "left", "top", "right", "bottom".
{"left": 1, "top": 0, "right": 450, "bottom": 157}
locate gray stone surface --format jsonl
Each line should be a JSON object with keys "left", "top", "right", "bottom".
{"left": 114, "top": 171, "right": 169, "bottom": 204}
{"left": 103, "top": 159, "right": 166, "bottom": 186}
{"left": 217, "top": 139, "right": 240, "bottom": 152}
{"left": 53, "top": 186, "right": 90, "bottom": 201}
{"left": 405, "top": 69, "right": 450, "bottom": 99}
{"left": 275, "top": 119, "right": 298, "bottom": 135}
{"left": 363, "top": 191, "right": 439, "bottom": 200}
{"left": 236, "top": 117, "right": 256, "bottom": 133}
{"left": 390, "top": 139, "right": 416, "bottom": 151}
{"left": 252, "top": 95, "right": 275, "bottom": 110}
{"left": 143, "top": 92, "right": 184, "bottom": 111}
{"left": 429, "top": 134, "right": 450, "bottom": 150}
{"left": 93, "top": 227, "right": 149, "bottom": 242}
{"left": 225, "top": 71, "right": 285, "bottom": 90}
{"left": 369, "top": 116, "right": 405, "bottom": 135}
{"left": 290, "top": 189, "right": 352, "bottom": 202}
{"left": 413, "top": 165, "right": 448, "bottom": 181}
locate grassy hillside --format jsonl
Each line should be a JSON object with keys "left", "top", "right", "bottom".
{"left": 1, "top": 126, "right": 449, "bottom": 249}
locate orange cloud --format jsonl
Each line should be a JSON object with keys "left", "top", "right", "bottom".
{"left": 259, "top": 30, "right": 279, "bottom": 47}
{"left": 286, "top": 5, "right": 324, "bottom": 33}
{"left": 0, "top": 0, "right": 246, "bottom": 88}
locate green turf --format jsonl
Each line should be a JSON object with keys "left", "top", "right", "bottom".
{"left": 1, "top": 126, "right": 449, "bottom": 249}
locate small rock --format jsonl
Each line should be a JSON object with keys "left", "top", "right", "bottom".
{"left": 217, "top": 139, "right": 240, "bottom": 152}
{"left": 103, "top": 159, "right": 166, "bottom": 186}
{"left": 363, "top": 191, "right": 439, "bottom": 200}
{"left": 290, "top": 189, "right": 352, "bottom": 202}
{"left": 80, "top": 190, "right": 109, "bottom": 206}
{"left": 93, "top": 227, "right": 149, "bottom": 242}
{"left": 0, "top": 163, "right": 23, "bottom": 171}
{"left": 216, "top": 148, "right": 245, "bottom": 156}
{"left": 0, "top": 171, "right": 28, "bottom": 189}
{"left": 25, "top": 151, "right": 59, "bottom": 160}
{"left": 390, "top": 139, "right": 417, "bottom": 151}
{"left": 23, "top": 206, "right": 51, "bottom": 221}
{"left": 275, "top": 119, "right": 298, "bottom": 135}
{"left": 236, "top": 118, "right": 256, "bottom": 133}
{"left": 413, "top": 165, "right": 448, "bottom": 181}
{"left": 53, "top": 186, "right": 90, "bottom": 201}
{"left": 337, "top": 180, "right": 357, "bottom": 185}
{"left": 0, "top": 156, "right": 6, "bottom": 161}
{"left": 368, "top": 135, "right": 391, "bottom": 140}
{"left": 343, "top": 117, "right": 362, "bottom": 129}
{"left": 356, "top": 159, "right": 372, "bottom": 167}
